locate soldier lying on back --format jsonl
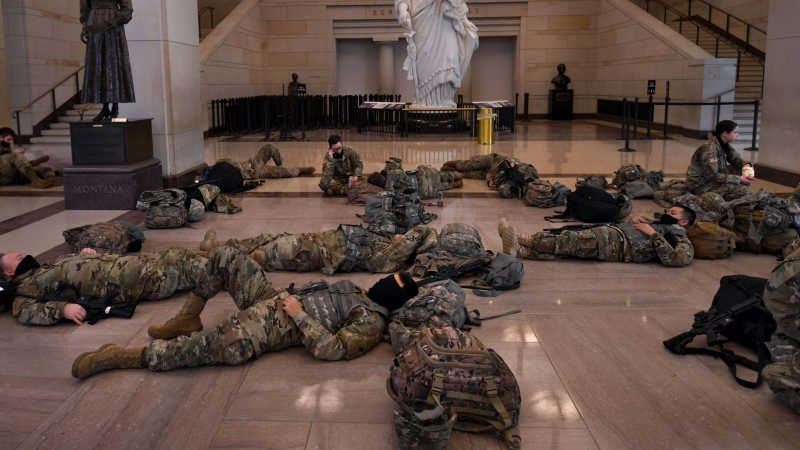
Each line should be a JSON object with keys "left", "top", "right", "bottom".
{"left": 367, "top": 157, "right": 463, "bottom": 199}
{"left": 498, "top": 205, "right": 696, "bottom": 267}
{"left": 198, "top": 223, "right": 441, "bottom": 275}
{"left": 0, "top": 248, "right": 209, "bottom": 326}
{"left": 71, "top": 246, "right": 418, "bottom": 378}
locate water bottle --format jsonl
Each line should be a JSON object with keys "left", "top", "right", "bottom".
{"left": 203, "top": 166, "right": 211, "bottom": 181}
{"left": 437, "top": 191, "right": 443, "bottom": 207}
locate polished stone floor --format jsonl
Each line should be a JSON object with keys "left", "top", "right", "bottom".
{"left": 0, "top": 122, "right": 797, "bottom": 449}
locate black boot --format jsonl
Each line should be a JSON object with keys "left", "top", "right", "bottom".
{"left": 109, "top": 103, "right": 119, "bottom": 120}
{"left": 93, "top": 103, "right": 111, "bottom": 122}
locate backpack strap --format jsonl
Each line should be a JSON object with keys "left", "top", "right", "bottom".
{"left": 465, "top": 309, "right": 522, "bottom": 326}
{"left": 465, "top": 279, "right": 522, "bottom": 297}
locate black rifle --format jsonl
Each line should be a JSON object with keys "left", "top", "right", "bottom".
{"left": 287, "top": 280, "right": 329, "bottom": 295}
{"left": 543, "top": 222, "right": 620, "bottom": 232}
{"left": 663, "top": 296, "right": 772, "bottom": 388}
{"left": 8, "top": 282, "right": 132, "bottom": 325}
{"left": 498, "top": 161, "right": 529, "bottom": 193}
{"left": 416, "top": 258, "right": 489, "bottom": 287}
{"left": 230, "top": 180, "right": 265, "bottom": 195}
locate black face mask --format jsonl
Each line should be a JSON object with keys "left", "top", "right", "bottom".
{"left": 0, "top": 141, "right": 10, "bottom": 149}
{"left": 367, "top": 275, "right": 413, "bottom": 310}
{"left": 658, "top": 214, "right": 680, "bottom": 225}
{"left": 14, "top": 255, "right": 40, "bottom": 278}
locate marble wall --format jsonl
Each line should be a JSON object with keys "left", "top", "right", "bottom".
{"left": 1, "top": 0, "right": 84, "bottom": 135}
{"left": 0, "top": 0, "right": 10, "bottom": 127}
{"left": 753, "top": 0, "right": 799, "bottom": 173}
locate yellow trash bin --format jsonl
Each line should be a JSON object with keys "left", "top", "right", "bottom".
{"left": 477, "top": 108, "right": 496, "bottom": 145}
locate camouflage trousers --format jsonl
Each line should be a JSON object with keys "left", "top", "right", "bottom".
{"left": 417, "top": 171, "right": 458, "bottom": 199}
{"left": 223, "top": 231, "right": 342, "bottom": 273}
{"left": 762, "top": 349, "right": 800, "bottom": 415}
{"left": 319, "top": 176, "right": 349, "bottom": 195}
{"left": 146, "top": 246, "right": 290, "bottom": 371}
{"left": 441, "top": 155, "right": 497, "bottom": 180}
{"left": 520, "top": 227, "right": 625, "bottom": 262}
{"left": 113, "top": 248, "right": 209, "bottom": 303}
{"left": 219, "top": 159, "right": 298, "bottom": 180}
{"left": 0, "top": 153, "right": 55, "bottom": 185}
{"left": 692, "top": 182, "right": 749, "bottom": 201}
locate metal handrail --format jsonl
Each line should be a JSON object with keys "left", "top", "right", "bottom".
{"left": 702, "top": 87, "right": 736, "bottom": 103}
{"left": 11, "top": 66, "right": 84, "bottom": 143}
{"left": 198, "top": 6, "right": 215, "bottom": 37}
{"left": 645, "top": 0, "right": 765, "bottom": 65}
{"left": 689, "top": 0, "right": 766, "bottom": 35}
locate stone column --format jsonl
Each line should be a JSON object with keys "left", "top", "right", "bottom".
{"left": 375, "top": 40, "right": 396, "bottom": 94}
{"left": 0, "top": 0, "right": 11, "bottom": 127}
{"left": 124, "top": 0, "right": 204, "bottom": 178}
{"left": 457, "top": 61, "right": 473, "bottom": 103}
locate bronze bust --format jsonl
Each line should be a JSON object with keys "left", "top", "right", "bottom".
{"left": 551, "top": 64, "right": 571, "bottom": 91}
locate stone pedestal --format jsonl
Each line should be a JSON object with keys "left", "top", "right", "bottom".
{"left": 64, "top": 158, "right": 163, "bottom": 210}
{"left": 549, "top": 90, "right": 574, "bottom": 120}
{"left": 70, "top": 119, "right": 154, "bottom": 165}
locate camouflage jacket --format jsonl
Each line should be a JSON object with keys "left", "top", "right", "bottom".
{"left": 322, "top": 146, "right": 363, "bottom": 179}
{"left": 612, "top": 223, "right": 694, "bottom": 267}
{"left": 686, "top": 137, "right": 746, "bottom": 190}
{"left": 290, "top": 282, "right": 387, "bottom": 360}
{"left": 765, "top": 249, "right": 800, "bottom": 342}
{"left": 718, "top": 189, "right": 800, "bottom": 244}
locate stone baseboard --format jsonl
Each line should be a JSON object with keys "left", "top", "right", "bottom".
{"left": 754, "top": 164, "right": 800, "bottom": 189}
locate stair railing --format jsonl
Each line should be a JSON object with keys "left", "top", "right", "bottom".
{"left": 11, "top": 66, "right": 84, "bottom": 145}
{"left": 198, "top": 6, "right": 215, "bottom": 38}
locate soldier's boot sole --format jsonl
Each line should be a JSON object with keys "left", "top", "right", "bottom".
{"left": 501, "top": 227, "right": 519, "bottom": 258}
{"left": 199, "top": 229, "right": 221, "bottom": 251}
{"left": 298, "top": 167, "right": 315, "bottom": 175}
{"left": 26, "top": 170, "right": 53, "bottom": 189}
{"left": 453, "top": 180, "right": 463, "bottom": 188}
{"left": 326, "top": 188, "right": 335, "bottom": 196}
{"left": 250, "top": 249, "right": 268, "bottom": 268}
{"left": 451, "top": 171, "right": 463, "bottom": 181}
{"left": 147, "top": 293, "right": 207, "bottom": 340}
{"left": 72, "top": 344, "right": 146, "bottom": 378}
{"left": 498, "top": 218, "right": 509, "bottom": 237}
{"left": 30, "top": 155, "right": 50, "bottom": 166}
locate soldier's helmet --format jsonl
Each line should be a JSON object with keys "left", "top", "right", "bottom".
{"left": 614, "top": 164, "right": 643, "bottom": 186}
{"left": 385, "top": 157, "right": 403, "bottom": 172}
{"left": 696, "top": 192, "right": 725, "bottom": 212}
{"left": 187, "top": 199, "right": 205, "bottom": 223}
{"left": 616, "top": 194, "right": 633, "bottom": 219}
{"left": 394, "top": 401, "right": 456, "bottom": 450}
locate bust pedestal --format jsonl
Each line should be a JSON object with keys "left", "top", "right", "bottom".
{"left": 549, "top": 90, "right": 574, "bottom": 120}
{"left": 65, "top": 119, "right": 162, "bottom": 210}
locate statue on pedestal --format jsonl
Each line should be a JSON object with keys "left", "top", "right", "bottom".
{"left": 396, "top": 0, "right": 479, "bottom": 108}
{"left": 80, "top": 0, "right": 136, "bottom": 122}
{"left": 551, "top": 64, "right": 571, "bottom": 91}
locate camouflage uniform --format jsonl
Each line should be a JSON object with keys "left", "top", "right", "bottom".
{"left": 145, "top": 247, "right": 386, "bottom": 370}
{"left": 762, "top": 249, "right": 800, "bottom": 414}
{"left": 319, "top": 146, "right": 363, "bottom": 194}
{"left": 385, "top": 164, "right": 458, "bottom": 199}
{"left": 441, "top": 153, "right": 505, "bottom": 181}
{"left": 11, "top": 248, "right": 208, "bottom": 326}
{"left": 221, "top": 225, "right": 435, "bottom": 275}
{"left": 0, "top": 152, "right": 55, "bottom": 186}
{"left": 217, "top": 144, "right": 298, "bottom": 180}
{"left": 516, "top": 224, "right": 693, "bottom": 267}
{"left": 686, "top": 137, "right": 749, "bottom": 200}
{"left": 486, "top": 159, "right": 539, "bottom": 199}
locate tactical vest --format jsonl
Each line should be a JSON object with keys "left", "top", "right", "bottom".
{"left": 613, "top": 223, "right": 687, "bottom": 263}
{"left": 299, "top": 280, "right": 388, "bottom": 332}
{"left": 338, "top": 225, "right": 382, "bottom": 272}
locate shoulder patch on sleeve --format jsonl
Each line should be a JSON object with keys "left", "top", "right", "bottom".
{"left": 708, "top": 157, "right": 718, "bottom": 163}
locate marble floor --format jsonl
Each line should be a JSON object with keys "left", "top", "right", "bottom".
{"left": 0, "top": 121, "right": 797, "bottom": 450}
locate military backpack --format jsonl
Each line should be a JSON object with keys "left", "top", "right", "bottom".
{"left": 63, "top": 222, "right": 142, "bottom": 254}
{"left": 547, "top": 186, "right": 620, "bottom": 223}
{"left": 653, "top": 179, "right": 691, "bottom": 208}
{"left": 686, "top": 220, "right": 736, "bottom": 260}
{"left": 523, "top": 180, "right": 571, "bottom": 208}
{"left": 619, "top": 180, "right": 655, "bottom": 199}
{"left": 387, "top": 326, "right": 522, "bottom": 449}
{"left": 388, "top": 279, "right": 468, "bottom": 351}
{"left": 145, "top": 205, "right": 188, "bottom": 229}
{"left": 720, "top": 190, "right": 800, "bottom": 246}
{"left": 575, "top": 175, "right": 608, "bottom": 190}
{"left": 347, "top": 176, "right": 385, "bottom": 205}
{"left": 469, "top": 253, "right": 525, "bottom": 297}
{"left": 207, "top": 161, "right": 244, "bottom": 193}
{"left": 363, "top": 190, "right": 437, "bottom": 235}
{"left": 438, "top": 223, "right": 485, "bottom": 259}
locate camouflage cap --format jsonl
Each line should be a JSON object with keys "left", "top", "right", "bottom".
{"left": 394, "top": 402, "right": 456, "bottom": 450}
{"left": 696, "top": 192, "right": 725, "bottom": 213}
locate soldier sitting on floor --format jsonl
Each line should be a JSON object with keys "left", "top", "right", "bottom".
{"left": 71, "top": 245, "right": 418, "bottom": 378}
{"left": 319, "top": 135, "right": 363, "bottom": 196}
{"left": 215, "top": 143, "right": 315, "bottom": 180}
{"left": 686, "top": 120, "right": 753, "bottom": 201}
{"left": 0, "top": 127, "right": 56, "bottom": 189}
{"left": 498, "top": 205, "right": 696, "bottom": 267}
{"left": 198, "top": 223, "right": 440, "bottom": 275}
{"left": 0, "top": 248, "right": 209, "bottom": 326}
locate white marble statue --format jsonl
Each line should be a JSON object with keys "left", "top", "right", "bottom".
{"left": 396, "top": 0, "right": 479, "bottom": 108}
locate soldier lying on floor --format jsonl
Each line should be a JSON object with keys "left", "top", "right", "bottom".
{"left": 486, "top": 157, "right": 540, "bottom": 199}
{"left": 198, "top": 223, "right": 441, "bottom": 275}
{"left": 0, "top": 127, "right": 56, "bottom": 189}
{"left": 366, "top": 157, "right": 463, "bottom": 199}
{"left": 440, "top": 153, "right": 505, "bottom": 181}
{"left": 498, "top": 205, "right": 696, "bottom": 267}
{"left": 215, "top": 143, "right": 315, "bottom": 180}
{"left": 0, "top": 248, "right": 208, "bottom": 326}
{"left": 71, "top": 247, "right": 418, "bottom": 377}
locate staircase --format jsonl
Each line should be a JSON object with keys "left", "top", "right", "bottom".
{"left": 28, "top": 104, "right": 103, "bottom": 169}
{"left": 665, "top": 18, "right": 762, "bottom": 145}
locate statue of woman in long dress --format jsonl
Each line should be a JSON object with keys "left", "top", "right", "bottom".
{"left": 80, "top": 0, "right": 136, "bottom": 122}
{"left": 396, "top": 0, "right": 479, "bottom": 108}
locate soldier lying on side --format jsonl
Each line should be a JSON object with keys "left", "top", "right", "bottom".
{"left": 215, "top": 143, "right": 315, "bottom": 180}
{"left": 71, "top": 246, "right": 418, "bottom": 378}
{"left": 498, "top": 205, "right": 696, "bottom": 267}
{"left": 440, "top": 153, "right": 506, "bottom": 181}
{"left": 486, "top": 157, "right": 539, "bottom": 199}
{"left": 198, "top": 224, "right": 441, "bottom": 275}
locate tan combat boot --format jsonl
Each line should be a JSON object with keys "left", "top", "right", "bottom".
{"left": 250, "top": 248, "right": 268, "bottom": 268}
{"left": 451, "top": 171, "right": 463, "bottom": 181}
{"left": 199, "top": 229, "right": 222, "bottom": 251}
{"left": 72, "top": 344, "right": 146, "bottom": 378}
{"left": 147, "top": 293, "right": 207, "bottom": 339}
{"left": 30, "top": 155, "right": 50, "bottom": 166}
{"left": 298, "top": 167, "right": 315, "bottom": 175}
{"left": 498, "top": 218, "right": 510, "bottom": 237}
{"left": 453, "top": 180, "right": 463, "bottom": 188}
{"left": 326, "top": 188, "right": 335, "bottom": 196}
{"left": 515, "top": 231, "right": 534, "bottom": 259}
{"left": 26, "top": 170, "right": 53, "bottom": 189}
{"left": 501, "top": 226, "right": 519, "bottom": 257}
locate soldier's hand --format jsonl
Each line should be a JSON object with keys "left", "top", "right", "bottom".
{"left": 634, "top": 223, "right": 657, "bottom": 236}
{"left": 739, "top": 175, "right": 754, "bottom": 185}
{"left": 80, "top": 248, "right": 97, "bottom": 255}
{"left": 327, "top": 149, "right": 335, "bottom": 159}
{"left": 488, "top": 181, "right": 497, "bottom": 189}
{"left": 631, "top": 216, "right": 649, "bottom": 223}
{"left": 63, "top": 304, "right": 86, "bottom": 325}
{"left": 282, "top": 296, "right": 304, "bottom": 318}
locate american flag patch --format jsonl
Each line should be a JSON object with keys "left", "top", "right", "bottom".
{"left": 709, "top": 157, "right": 718, "bottom": 163}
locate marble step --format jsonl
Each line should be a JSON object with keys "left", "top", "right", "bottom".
{"left": 65, "top": 110, "right": 101, "bottom": 117}
{"left": 50, "top": 123, "right": 72, "bottom": 129}
{"left": 41, "top": 129, "right": 71, "bottom": 136}
{"left": 31, "top": 135, "right": 71, "bottom": 144}
{"left": 58, "top": 116, "right": 94, "bottom": 123}
{"left": 29, "top": 142, "right": 72, "bottom": 168}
